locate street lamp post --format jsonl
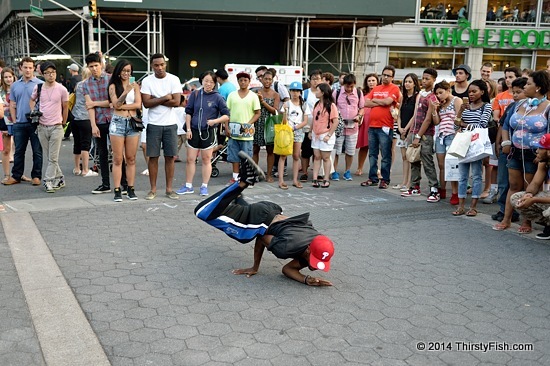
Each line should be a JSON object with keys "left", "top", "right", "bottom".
{"left": 190, "top": 60, "right": 198, "bottom": 78}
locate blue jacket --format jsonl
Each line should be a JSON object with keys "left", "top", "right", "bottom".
{"left": 185, "top": 89, "right": 230, "bottom": 131}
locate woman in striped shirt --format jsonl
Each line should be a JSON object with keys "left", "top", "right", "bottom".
{"left": 452, "top": 80, "right": 492, "bottom": 216}
{"left": 431, "top": 80, "right": 463, "bottom": 205}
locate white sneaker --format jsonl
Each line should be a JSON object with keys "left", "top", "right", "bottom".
{"left": 82, "top": 170, "right": 99, "bottom": 177}
{"left": 141, "top": 169, "right": 149, "bottom": 176}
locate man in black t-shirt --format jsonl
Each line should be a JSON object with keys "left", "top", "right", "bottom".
{"left": 195, "top": 152, "right": 334, "bottom": 286}
{"left": 66, "top": 63, "right": 81, "bottom": 93}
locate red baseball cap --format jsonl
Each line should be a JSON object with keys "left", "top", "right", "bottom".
{"left": 309, "top": 235, "right": 334, "bottom": 272}
{"left": 533, "top": 133, "right": 550, "bottom": 149}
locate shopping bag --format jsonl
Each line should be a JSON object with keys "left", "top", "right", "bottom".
{"left": 447, "top": 130, "right": 472, "bottom": 158}
{"left": 406, "top": 145, "right": 421, "bottom": 163}
{"left": 459, "top": 127, "right": 492, "bottom": 164}
{"left": 444, "top": 155, "right": 460, "bottom": 181}
{"left": 264, "top": 112, "right": 283, "bottom": 144}
{"left": 274, "top": 122, "right": 294, "bottom": 156}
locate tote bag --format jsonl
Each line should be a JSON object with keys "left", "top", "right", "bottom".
{"left": 274, "top": 121, "right": 294, "bottom": 156}
{"left": 459, "top": 127, "right": 493, "bottom": 164}
{"left": 264, "top": 112, "right": 284, "bottom": 144}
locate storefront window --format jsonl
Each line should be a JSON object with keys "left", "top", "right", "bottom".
{"left": 389, "top": 47, "right": 465, "bottom": 70}
{"left": 543, "top": 1, "right": 550, "bottom": 24}
{"left": 419, "top": 0, "right": 469, "bottom": 21}
{"left": 535, "top": 52, "right": 550, "bottom": 69}
{"left": 482, "top": 50, "right": 533, "bottom": 71}
{"left": 487, "top": 0, "right": 537, "bottom": 24}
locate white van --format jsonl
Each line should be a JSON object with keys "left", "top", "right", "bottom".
{"left": 224, "top": 63, "right": 303, "bottom": 89}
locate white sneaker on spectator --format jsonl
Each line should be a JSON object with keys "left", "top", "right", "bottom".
{"left": 83, "top": 170, "right": 98, "bottom": 177}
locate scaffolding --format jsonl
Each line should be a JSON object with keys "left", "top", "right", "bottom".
{"left": 0, "top": 8, "right": 161, "bottom": 79}
{"left": 1, "top": 9, "right": 380, "bottom": 81}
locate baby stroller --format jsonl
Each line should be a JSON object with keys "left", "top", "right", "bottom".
{"left": 89, "top": 136, "right": 113, "bottom": 173}
{"left": 210, "top": 136, "right": 228, "bottom": 178}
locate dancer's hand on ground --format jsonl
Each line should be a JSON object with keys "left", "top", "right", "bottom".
{"left": 306, "top": 276, "right": 333, "bottom": 286}
{"left": 232, "top": 268, "right": 258, "bottom": 278}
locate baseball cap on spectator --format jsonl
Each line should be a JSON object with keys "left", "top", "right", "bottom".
{"left": 40, "top": 62, "right": 56, "bottom": 73}
{"left": 533, "top": 133, "right": 550, "bottom": 149}
{"left": 236, "top": 72, "right": 250, "bottom": 80}
{"left": 67, "top": 63, "right": 79, "bottom": 72}
{"left": 452, "top": 64, "right": 472, "bottom": 81}
{"left": 309, "top": 235, "right": 334, "bottom": 272}
{"left": 288, "top": 81, "right": 303, "bottom": 91}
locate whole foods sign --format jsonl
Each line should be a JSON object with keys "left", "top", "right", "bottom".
{"left": 423, "top": 20, "right": 550, "bottom": 49}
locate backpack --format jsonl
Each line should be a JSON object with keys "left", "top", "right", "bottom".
{"left": 335, "top": 87, "right": 362, "bottom": 107}
{"left": 68, "top": 93, "right": 76, "bottom": 111}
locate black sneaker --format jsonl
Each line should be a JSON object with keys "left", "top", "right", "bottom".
{"left": 536, "top": 226, "right": 550, "bottom": 240}
{"left": 127, "top": 186, "right": 138, "bottom": 200}
{"left": 238, "top": 151, "right": 266, "bottom": 185}
{"left": 121, "top": 185, "right": 128, "bottom": 195}
{"left": 92, "top": 184, "right": 111, "bottom": 194}
{"left": 491, "top": 211, "right": 504, "bottom": 222}
{"left": 113, "top": 188, "right": 123, "bottom": 202}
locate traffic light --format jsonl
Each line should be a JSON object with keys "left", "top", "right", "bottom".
{"left": 89, "top": 0, "right": 97, "bottom": 18}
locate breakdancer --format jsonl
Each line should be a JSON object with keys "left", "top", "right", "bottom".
{"left": 195, "top": 152, "right": 334, "bottom": 286}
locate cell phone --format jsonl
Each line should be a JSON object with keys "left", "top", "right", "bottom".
{"left": 462, "top": 97, "right": 469, "bottom": 104}
{"left": 129, "top": 76, "right": 135, "bottom": 83}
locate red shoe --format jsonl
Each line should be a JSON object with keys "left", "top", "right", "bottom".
{"left": 439, "top": 188, "right": 446, "bottom": 199}
{"left": 450, "top": 193, "right": 459, "bottom": 205}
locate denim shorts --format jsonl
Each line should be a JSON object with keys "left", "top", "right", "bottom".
{"left": 109, "top": 115, "right": 140, "bottom": 137}
{"left": 435, "top": 134, "right": 455, "bottom": 154}
{"left": 507, "top": 148, "right": 538, "bottom": 174}
{"left": 227, "top": 138, "right": 253, "bottom": 163}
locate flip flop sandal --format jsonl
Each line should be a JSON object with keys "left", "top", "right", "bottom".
{"left": 492, "top": 223, "right": 510, "bottom": 231}
{"left": 517, "top": 226, "right": 532, "bottom": 234}
{"left": 360, "top": 179, "right": 377, "bottom": 187}
{"left": 321, "top": 180, "right": 330, "bottom": 188}
{"left": 279, "top": 183, "right": 288, "bottom": 190}
{"left": 292, "top": 183, "right": 303, "bottom": 189}
{"left": 466, "top": 208, "right": 478, "bottom": 217}
{"left": 312, "top": 180, "right": 320, "bottom": 188}
{"left": 452, "top": 207, "right": 465, "bottom": 216}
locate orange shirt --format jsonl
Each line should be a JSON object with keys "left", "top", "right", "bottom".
{"left": 366, "top": 84, "right": 401, "bottom": 128}
{"left": 492, "top": 90, "right": 514, "bottom": 118}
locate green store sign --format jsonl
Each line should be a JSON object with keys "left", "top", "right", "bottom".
{"left": 423, "top": 20, "right": 550, "bottom": 49}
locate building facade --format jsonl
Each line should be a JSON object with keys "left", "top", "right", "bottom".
{"left": 365, "top": 0, "right": 550, "bottom": 81}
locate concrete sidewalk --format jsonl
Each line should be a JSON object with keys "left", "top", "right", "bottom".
{"left": 1, "top": 142, "right": 550, "bottom": 365}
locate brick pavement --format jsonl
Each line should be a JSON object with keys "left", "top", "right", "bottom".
{"left": 1, "top": 143, "right": 550, "bottom": 365}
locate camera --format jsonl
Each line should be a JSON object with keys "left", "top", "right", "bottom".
{"left": 25, "top": 111, "right": 43, "bottom": 124}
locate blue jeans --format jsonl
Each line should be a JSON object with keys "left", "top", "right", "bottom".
{"left": 497, "top": 149, "right": 509, "bottom": 213}
{"left": 368, "top": 127, "right": 392, "bottom": 183}
{"left": 458, "top": 159, "right": 483, "bottom": 199}
{"left": 11, "top": 122, "right": 42, "bottom": 180}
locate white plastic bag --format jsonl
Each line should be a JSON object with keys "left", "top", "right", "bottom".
{"left": 459, "top": 127, "right": 492, "bottom": 164}
{"left": 444, "top": 155, "right": 460, "bottom": 181}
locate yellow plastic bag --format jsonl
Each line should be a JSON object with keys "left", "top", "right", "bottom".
{"left": 274, "top": 121, "right": 294, "bottom": 156}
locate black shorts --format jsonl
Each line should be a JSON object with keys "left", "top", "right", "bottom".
{"left": 187, "top": 127, "right": 217, "bottom": 150}
{"left": 301, "top": 133, "right": 313, "bottom": 159}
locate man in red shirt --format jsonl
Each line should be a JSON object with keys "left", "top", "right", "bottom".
{"left": 361, "top": 66, "right": 401, "bottom": 189}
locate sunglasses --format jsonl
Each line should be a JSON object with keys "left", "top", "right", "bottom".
{"left": 382, "top": 74, "right": 393, "bottom": 78}
{"left": 315, "top": 110, "right": 321, "bottom": 120}
{"left": 345, "top": 95, "right": 351, "bottom": 105}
